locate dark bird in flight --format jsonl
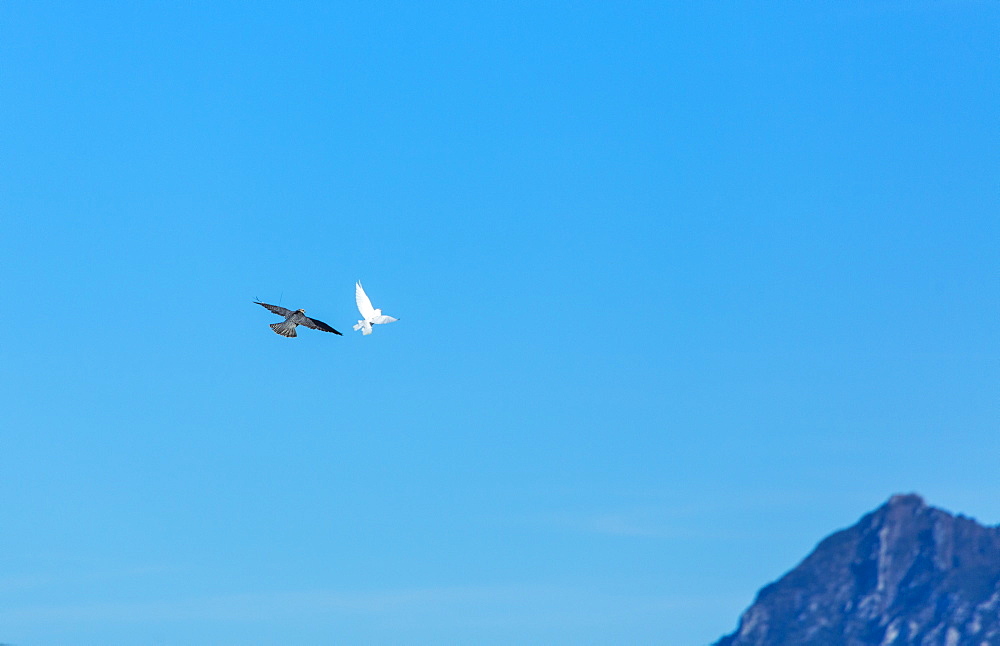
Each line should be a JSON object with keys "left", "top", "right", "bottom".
{"left": 254, "top": 302, "right": 342, "bottom": 337}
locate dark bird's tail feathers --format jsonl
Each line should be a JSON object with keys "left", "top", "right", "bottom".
{"left": 270, "top": 321, "right": 297, "bottom": 337}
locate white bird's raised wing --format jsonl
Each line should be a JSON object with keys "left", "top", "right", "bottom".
{"left": 355, "top": 281, "right": 377, "bottom": 320}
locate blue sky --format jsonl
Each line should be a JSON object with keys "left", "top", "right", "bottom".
{"left": 1, "top": 2, "right": 997, "bottom": 644}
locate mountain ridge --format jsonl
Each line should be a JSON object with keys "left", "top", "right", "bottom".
{"left": 714, "top": 494, "right": 1000, "bottom": 646}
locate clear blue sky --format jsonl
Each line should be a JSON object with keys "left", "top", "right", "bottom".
{"left": 1, "top": 2, "right": 997, "bottom": 644}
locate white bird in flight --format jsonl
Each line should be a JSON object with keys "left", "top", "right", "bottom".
{"left": 353, "top": 281, "right": 398, "bottom": 335}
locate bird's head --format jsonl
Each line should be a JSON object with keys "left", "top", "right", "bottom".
{"left": 297, "top": 309, "right": 306, "bottom": 313}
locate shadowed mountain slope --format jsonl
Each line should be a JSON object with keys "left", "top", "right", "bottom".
{"left": 715, "top": 494, "right": 1000, "bottom": 646}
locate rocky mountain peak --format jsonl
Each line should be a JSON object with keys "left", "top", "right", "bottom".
{"left": 715, "top": 494, "right": 1000, "bottom": 646}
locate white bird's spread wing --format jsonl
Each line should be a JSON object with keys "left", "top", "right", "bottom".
{"left": 371, "top": 315, "right": 398, "bottom": 325}
{"left": 355, "top": 281, "right": 377, "bottom": 320}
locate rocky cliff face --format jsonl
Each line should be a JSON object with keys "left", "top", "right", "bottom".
{"left": 715, "top": 494, "right": 1000, "bottom": 646}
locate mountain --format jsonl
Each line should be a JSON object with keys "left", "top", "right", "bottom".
{"left": 714, "top": 494, "right": 1000, "bottom": 646}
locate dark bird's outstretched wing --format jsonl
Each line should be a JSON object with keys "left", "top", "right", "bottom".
{"left": 255, "top": 301, "right": 293, "bottom": 318}
{"left": 301, "top": 316, "right": 343, "bottom": 335}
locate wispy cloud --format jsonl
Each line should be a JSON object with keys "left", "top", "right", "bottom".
{"left": 522, "top": 503, "right": 745, "bottom": 540}
{"left": 0, "top": 588, "right": 469, "bottom": 623}
{"left": 542, "top": 510, "right": 701, "bottom": 539}
{"left": 0, "top": 584, "right": 746, "bottom": 626}
{"left": 0, "top": 564, "right": 175, "bottom": 595}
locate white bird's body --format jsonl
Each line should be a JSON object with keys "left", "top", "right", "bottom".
{"left": 353, "top": 281, "right": 398, "bottom": 335}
